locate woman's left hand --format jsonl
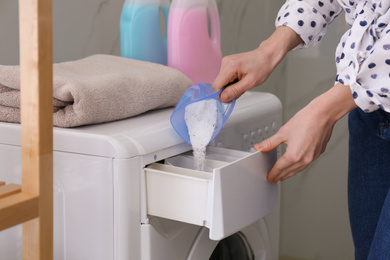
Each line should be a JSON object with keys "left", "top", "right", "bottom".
{"left": 255, "top": 83, "right": 357, "bottom": 183}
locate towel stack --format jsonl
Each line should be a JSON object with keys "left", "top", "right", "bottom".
{"left": 0, "top": 54, "right": 192, "bottom": 127}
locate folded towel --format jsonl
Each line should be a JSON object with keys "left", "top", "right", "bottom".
{"left": 0, "top": 54, "right": 192, "bottom": 127}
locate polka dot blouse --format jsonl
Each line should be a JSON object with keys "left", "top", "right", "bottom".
{"left": 276, "top": 0, "right": 390, "bottom": 113}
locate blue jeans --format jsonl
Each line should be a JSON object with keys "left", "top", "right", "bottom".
{"left": 348, "top": 108, "right": 390, "bottom": 260}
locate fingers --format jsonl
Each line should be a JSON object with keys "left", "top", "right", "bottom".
{"left": 255, "top": 131, "right": 316, "bottom": 184}
{"left": 212, "top": 56, "right": 240, "bottom": 93}
{"left": 212, "top": 55, "right": 257, "bottom": 102}
{"left": 213, "top": 76, "right": 240, "bottom": 103}
{"left": 212, "top": 70, "right": 237, "bottom": 94}
{"left": 220, "top": 81, "right": 240, "bottom": 102}
{"left": 266, "top": 152, "right": 310, "bottom": 184}
{"left": 213, "top": 74, "right": 257, "bottom": 102}
{"left": 254, "top": 134, "right": 301, "bottom": 184}
{"left": 213, "top": 49, "right": 274, "bottom": 102}
{"left": 254, "top": 133, "right": 285, "bottom": 152}
{"left": 219, "top": 76, "right": 256, "bottom": 102}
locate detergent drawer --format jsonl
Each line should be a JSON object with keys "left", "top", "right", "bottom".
{"left": 144, "top": 146, "right": 278, "bottom": 240}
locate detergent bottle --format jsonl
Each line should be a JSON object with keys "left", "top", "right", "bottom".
{"left": 120, "top": 0, "right": 169, "bottom": 65}
{"left": 167, "top": 0, "right": 222, "bottom": 84}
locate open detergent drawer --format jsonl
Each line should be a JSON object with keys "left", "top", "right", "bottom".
{"left": 144, "top": 146, "right": 278, "bottom": 240}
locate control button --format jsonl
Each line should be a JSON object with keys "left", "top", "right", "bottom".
{"left": 217, "top": 141, "right": 223, "bottom": 147}
{"left": 258, "top": 129, "right": 263, "bottom": 136}
{"left": 272, "top": 122, "right": 277, "bottom": 132}
{"left": 251, "top": 131, "right": 256, "bottom": 138}
{"left": 264, "top": 126, "right": 269, "bottom": 134}
{"left": 243, "top": 134, "right": 249, "bottom": 141}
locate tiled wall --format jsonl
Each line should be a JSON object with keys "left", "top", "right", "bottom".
{"left": 0, "top": 0, "right": 354, "bottom": 259}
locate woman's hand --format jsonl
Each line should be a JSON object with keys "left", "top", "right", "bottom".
{"left": 212, "top": 48, "right": 275, "bottom": 102}
{"left": 255, "top": 83, "right": 357, "bottom": 183}
{"left": 212, "top": 26, "right": 303, "bottom": 102}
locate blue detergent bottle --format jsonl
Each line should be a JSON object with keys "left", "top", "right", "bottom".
{"left": 120, "top": 0, "right": 169, "bottom": 65}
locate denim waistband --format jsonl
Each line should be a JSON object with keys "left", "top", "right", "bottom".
{"left": 351, "top": 108, "right": 390, "bottom": 141}
{"left": 378, "top": 109, "right": 390, "bottom": 139}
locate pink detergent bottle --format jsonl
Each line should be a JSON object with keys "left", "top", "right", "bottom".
{"left": 167, "top": 0, "right": 222, "bottom": 84}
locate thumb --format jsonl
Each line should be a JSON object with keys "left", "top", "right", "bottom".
{"left": 254, "top": 134, "right": 283, "bottom": 152}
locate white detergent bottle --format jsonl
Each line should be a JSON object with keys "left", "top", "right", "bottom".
{"left": 120, "top": 0, "right": 170, "bottom": 65}
{"left": 167, "top": 0, "right": 222, "bottom": 84}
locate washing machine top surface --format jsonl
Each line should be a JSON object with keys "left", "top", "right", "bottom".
{"left": 0, "top": 91, "right": 281, "bottom": 158}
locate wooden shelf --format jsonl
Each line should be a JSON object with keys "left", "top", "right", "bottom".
{"left": 0, "top": 183, "right": 22, "bottom": 199}
{"left": 0, "top": 189, "right": 39, "bottom": 231}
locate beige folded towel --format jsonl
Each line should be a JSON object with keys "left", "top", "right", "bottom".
{"left": 0, "top": 54, "right": 192, "bottom": 127}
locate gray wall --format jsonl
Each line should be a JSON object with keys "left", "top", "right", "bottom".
{"left": 0, "top": 0, "right": 354, "bottom": 259}
{"left": 217, "top": 1, "right": 354, "bottom": 259}
{"left": 279, "top": 11, "right": 355, "bottom": 260}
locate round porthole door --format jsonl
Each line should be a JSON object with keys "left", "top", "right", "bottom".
{"left": 186, "top": 219, "right": 271, "bottom": 260}
{"left": 209, "top": 231, "right": 255, "bottom": 260}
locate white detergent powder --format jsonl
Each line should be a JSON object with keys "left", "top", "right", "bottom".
{"left": 185, "top": 99, "right": 218, "bottom": 171}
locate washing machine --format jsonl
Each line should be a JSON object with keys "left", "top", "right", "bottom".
{"left": 0, "top": 91, "right": 282, "bottom": 260}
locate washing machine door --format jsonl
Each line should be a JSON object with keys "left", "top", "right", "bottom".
{"left": 186, "top": 219, "right": 272, "bottom": 260}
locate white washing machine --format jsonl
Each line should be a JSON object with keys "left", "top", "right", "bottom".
{"left": 0, "top": 91, "right": 282, "bottom": 260}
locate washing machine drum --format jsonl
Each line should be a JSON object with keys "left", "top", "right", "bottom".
{"left": 210, "top": 232, "right": 254, "bottom": 260}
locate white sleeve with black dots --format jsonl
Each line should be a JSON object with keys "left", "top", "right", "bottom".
{"left": 275, "top": 0, "right": 390, "bottom": 112}
{"left": 275, "top": 0, "right": 343, "bottom": 49}
{"left": 335, "top": 1, "right": 390, "bottom": 113}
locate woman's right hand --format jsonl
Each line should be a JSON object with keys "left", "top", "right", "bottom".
{"left": 212, "top": 48, "right": 277, "bottom": 102}
{"left": 212, "top": 26, "right": 303, "bottom": 103}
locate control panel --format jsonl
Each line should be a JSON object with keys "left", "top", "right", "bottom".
{"left": 210, "top": 114, "right": 281, "bottom": 153}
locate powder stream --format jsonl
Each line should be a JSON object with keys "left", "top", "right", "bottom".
{"left": 184, "top": 99, "right": 218, "bottom": 171}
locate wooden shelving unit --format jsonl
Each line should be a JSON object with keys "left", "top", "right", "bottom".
{"left": 0, "top": 0, "right": 54, "bottom": 259}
